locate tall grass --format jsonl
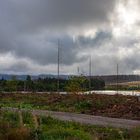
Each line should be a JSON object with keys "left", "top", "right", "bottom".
{"left": 0, "top": 110, "right": 140, "bottom": 140}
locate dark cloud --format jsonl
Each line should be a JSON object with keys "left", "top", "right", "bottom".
{"left": 0, "top": 0, "right": 140, "bottom": 75}
{"left": 0, "top": 0, "right": 117, "bottom": 31}
{"left": 77, "top": 31, "right": 112, "bottom": 47}
{"left": 10, "top": 31, "right": 112, "bottom": 66}
{"left": 120, "top": 50, "right": 140, "bottom": 73}
{"left": 13, "top": 34, "right": 87, "bottom": 65}
{"left": 6, "top": 61, "right": 31, "bottom": 73}
{"left": 0, "top": 0, "right": 117, "bottom": 65}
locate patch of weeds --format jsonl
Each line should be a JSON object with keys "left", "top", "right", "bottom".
{"left": 93, "top": 100, "right": 105, "bottom": 109}
{"left": 75, "top": 100, "right": 92, "bottom": 111}
{"left": 2, "top": 111, "right": 20, "bottom": 127}
{"left": 18, "top": 103, "right": 33, "bottom": 110}
{"left": 128, "top": 127, "right": 140, "bottom": 140}
{"left": 85, "top": 125, "right": 128, "bottom": 140}
{"left": 22, "top": 111, "right": 34, "bottom": 127}
{"left": 38, "top": 128, "right": 92, "bottom": 140}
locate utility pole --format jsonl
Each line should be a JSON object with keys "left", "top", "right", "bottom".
{"left": 116, "top": 63, "right": 119, "bottom": 94}
{"left": 57, "top": 39, "right": 60, "bottom": 94}
{"left": 24, "top": 80, "right": 26, "bottom": 92}
{"left": 89, "top": 55, "right": 91, "bottom": 93}
{"left": 77, "top": 67, "right": 80, "bottom": 76}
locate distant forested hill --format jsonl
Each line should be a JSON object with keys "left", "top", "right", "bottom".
{"left": 93, "top": 75, "right": 140, "bottom": 85}
{"left": 0, "top": 74, "right": 140, "bottom": 85}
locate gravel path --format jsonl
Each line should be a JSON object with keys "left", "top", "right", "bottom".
{"left": 1, "top": 107, "right": 140, "bottom": 129}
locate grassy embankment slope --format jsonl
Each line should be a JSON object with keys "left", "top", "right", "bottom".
{"left": 0, "top": 110, "right": 140, "bottom": 140}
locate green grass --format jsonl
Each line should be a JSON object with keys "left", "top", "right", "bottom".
{"left": 0, "top": 110, "right": 140, "bottom": 140}
{"left": 1, "top": 111, "right": 20, "bottom": 127}
{"left": 38, "top": 116, "right": 125, "bottom": 140}
{"left": 22, "top": 111, "right": 34, "bottom": 128}
{"left": 39, "top": 129, "right": 92, "bottom": 140}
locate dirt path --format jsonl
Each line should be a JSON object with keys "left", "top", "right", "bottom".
{"left": 1, "top": 107, "right": 140, "bottom": 129}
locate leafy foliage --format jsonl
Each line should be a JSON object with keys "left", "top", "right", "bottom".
{"left": 0, "top": 76, "right": 105, "bottom": 92}
{"left": 0, "top": 110, "right": 140, "bottom": 140}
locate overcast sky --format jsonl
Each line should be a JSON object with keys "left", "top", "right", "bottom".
{"left": 0, "top": 0, "right": 140, "bottom": 75}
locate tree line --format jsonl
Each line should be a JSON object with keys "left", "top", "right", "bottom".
{"left": 0, "top": 75, "right": 105, "bottom": 92}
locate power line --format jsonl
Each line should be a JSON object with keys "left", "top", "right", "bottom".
{"left": 116, "top": 63, "right": 119, "bottom": 94}
{"left": 24, "top": 80, "right": 26, "bottom": 92}
{"left": 89, "top": 55, "right": 92, "bottom": 92}
{"left": 77, "top": 67, "right": 80, "bottom": 76}
{"left": 57, "top": 39, "right": 60, "bottom": 93}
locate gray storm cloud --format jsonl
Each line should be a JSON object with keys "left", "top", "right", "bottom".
{"left": 0, "top": 0, "right": 116, "bottom": 61}
{"left": 0, "top": 0, "right": 116, "bottom": 30}
{"left": 0, "top": 0, "right": 140, "bottom": 75}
